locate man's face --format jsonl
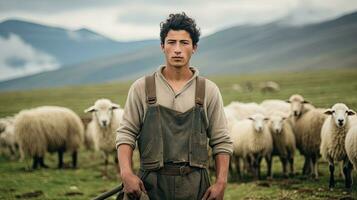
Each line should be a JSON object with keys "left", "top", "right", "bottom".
{"left": 161, "top": 30, "right": 197, "bottom": 69}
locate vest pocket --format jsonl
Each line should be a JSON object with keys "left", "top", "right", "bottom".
{"left": 192, "top": 131, "right": 209, "bottom": 166}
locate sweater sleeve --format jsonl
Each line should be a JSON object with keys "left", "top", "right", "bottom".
{"left": 205, "top": 80, "right": 233, "bottom": 156}
{"left": 116, "top": 78, "right": 145, "bottom": 150}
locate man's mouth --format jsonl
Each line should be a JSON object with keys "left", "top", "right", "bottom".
{"left": 172, "top": 57, "right": 183, "bottom": 60}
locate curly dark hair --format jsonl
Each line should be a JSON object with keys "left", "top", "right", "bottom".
{"left": 160, "top": 12, "right": 201, "bottom": 46}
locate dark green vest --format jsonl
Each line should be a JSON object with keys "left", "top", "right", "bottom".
{"left": 137, "top": 73, "right": 208, "bottom": 170}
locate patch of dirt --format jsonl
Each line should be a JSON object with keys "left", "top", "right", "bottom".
{"left": 296, "top": 188, "right": 314, "bottom": 194}
{"left": 339, "top": 196, "right": 354, "bottom": 200}
{"left": 256, "top": 181, "right": 271, "bottom": 187}
{"left": 15, "top": 190, "right": 43, "bottom": 198}
{"left": 64, "top": 191, "right": 84, "bottom": 196}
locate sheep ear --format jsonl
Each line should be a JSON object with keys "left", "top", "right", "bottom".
{"left": 347, "top": 109, "right": 356, "bottom": 116}
{"left": 111, "top": 103, "right": 120, "bottom": 110}
{"left": 303, "top": 100, "right": 310, "bottom": 104}
{"left": 324, "top": 109, "right": 333, "bottom": 115}
{"left": 84, "top": 106, "right": 96, "bottom": 113}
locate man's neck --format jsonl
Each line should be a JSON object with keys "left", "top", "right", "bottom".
{"left": 162, "top": 64, "right": 193, "bottom": 82}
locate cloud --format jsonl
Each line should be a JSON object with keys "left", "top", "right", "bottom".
{"left": 0, "top": 34, "right": 59, "bottom": 81}
{"left": 0, "top": 0, "right": 356, "bottom": 41}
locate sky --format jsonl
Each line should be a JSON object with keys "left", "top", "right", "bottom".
{"left": 0, "top": 0, "right": 357, "bottom": 41}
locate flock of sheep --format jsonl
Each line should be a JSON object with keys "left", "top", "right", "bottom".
{"left": 1, "top": 93, "right": 357, "bottom": 191}
{"left": 224, "top": 94, "right": 357, "bottom": 190}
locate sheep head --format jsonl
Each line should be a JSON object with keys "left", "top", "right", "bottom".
{"left": 324, "top": 103, "right": 355, "bottom": 128}
{"left": 85, "top": 99, "right": 120, "bottom": 128}
{"left": 269, "top": 115, "right": 287, "bottom": 135}
{"left": 286, "top": 94, "right": 310, "bottom": 118}
{"left": 248, "top": 113, "right": 269, "bottom": 133}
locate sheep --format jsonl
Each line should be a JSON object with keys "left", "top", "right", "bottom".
{"left": 259, "top": 81, "right": 280, "bottom": 93}
{"left": 260, "top": 99, "right": 291, "bottom": 116}
{"left": 287, "top": 94, "right": 326, "bottom": 178}
{"left": 320, "top": 103, "right": 357, "bottom": 189}
{"left": 85, "top": 99, "right": 124, "bottom": 175}
{"left": 346, "top": 125, "right": 357, "bottom": 170}
{"left": 14, "top": 106, "right": 84, "bottom": 169}
{"left": 226, "top": 101, "right": 266, "bottom": 121}
{"left": 0, "top": 117, "right": 21, "bottom": 159}
{"left": 268, "top": 111, "right": 296, "bottom": 177}
{"left": 231, "top": 113, "right": 273, "bottom": 180}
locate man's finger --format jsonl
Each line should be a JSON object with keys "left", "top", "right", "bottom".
{"left": 207, "top": 194, "right": 216, "bottom": 200}
{"left": 139, "top": 181, "right": 147, "bottom": 193}
{"left": 201, "top": 188, "right": 211, "bottom": 200}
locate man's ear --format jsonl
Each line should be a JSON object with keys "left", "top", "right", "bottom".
{"left": 193, "top": 44, "right": 198, "bottom": 53}
{"left": 161, "top": 43, "right": 165, "bottom": 52}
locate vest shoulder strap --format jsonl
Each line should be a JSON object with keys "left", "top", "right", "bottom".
{"left": 145, "top": 73, "right": 157, "bottom": 105}
{"left": 195, "top": 76, "right": 206, "bottom": 106}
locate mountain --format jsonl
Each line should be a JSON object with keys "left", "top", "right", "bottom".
{"left": 0, "top": 19, "right": 158, "bottom": 80}
{"left": 1, "top": 11, "right": 357, "bottom": 91}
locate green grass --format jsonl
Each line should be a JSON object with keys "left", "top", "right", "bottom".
{"left": 1, "top": 68, "right": 357, "bottom": 199}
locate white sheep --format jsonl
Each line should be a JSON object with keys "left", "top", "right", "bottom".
{"left": 259, "top": 81, "right": 280, "bottom": 93}
{"left": 14, "top": 106, "right": 84, "bottom": 169}
{"left": 268, "top": 112, "right": 296, "bottom": 177}
{"left": 346, "top": 125, "right": 357, "bottom": 170}
{"left": 0, "top": 117, "right": 21, "bottom": 159}
{"left": 260, "top": 99, "right": 291, "bottom": 116}
{"left": 287, "top": 94, "right": 326, "bottom": 179}
{"left": 231, "top": 113, "right": 273, "bottom": 179}
{"left": 320, "top": 103, "right": 356, "bottom": 189}
{"left": 226, "top": 101, "right": 266, "bottom": 121}
{"left": 85, "top": 98, "right": 124, "bottom": 175}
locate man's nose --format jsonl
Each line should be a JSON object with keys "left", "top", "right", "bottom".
{"left": 174, "top": 44, "right": 182, "bottom": 54}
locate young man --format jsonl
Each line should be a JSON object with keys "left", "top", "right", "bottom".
{"left": 116, "top": 13, "right": 233, "bottom": 200}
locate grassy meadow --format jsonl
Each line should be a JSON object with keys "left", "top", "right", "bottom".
{"left": 0, "top": 68, "right": 357, "bottom": 199}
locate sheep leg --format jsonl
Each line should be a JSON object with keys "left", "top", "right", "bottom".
{"left": 32, "top": 156, "right": 40, "bottom": 169}
{"left": 72, "top": 151, "right": 78, "bottom": 169}
{"left": 39, "top": 157, "right": 48, "bottom": 168}
{"left": 302, "top": 156, "right": 311, "bottom": 175}
{"left": 257, "top": 155, "right": 262, "bottom": 180}
{"left": 280, "top": 157, "right": 288, "bottom": 178}
{"left": 311, "top": 155, "right": 318, "bottom": 179}
{"left": 114, "top": 154, "right": 120, "bottom": 175}
{"left": 235, "top": 156, "right": 241, "bottom": 180}
{"left": 266, "top": 156, "right": 272, "bottom": 179}
{"left": 58, "top": 150, "right": 64, "bottom": 169}
{"left": 343, "top": 159, "right": 353, "bottom": 190}
{"left": 103, "top": 154, "right": 109, "bottom": 177}
{"left": 329, "top": 162, "right": 335, "bottom": 189}
{"left": 289, "top": 156, "right": 294, "bottom": 176}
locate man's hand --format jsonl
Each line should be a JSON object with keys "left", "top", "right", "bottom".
{"left": 202, "top": 153, "right": 230, "bottom": 200}
{"left": 202, "top": 182, "right": 226, "bottom": 200}
{"left": 122, "top": 172, "right": 146, "bottom": 199}
{"left": 118, "top": 144, "right": 146, "bottom": 198}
